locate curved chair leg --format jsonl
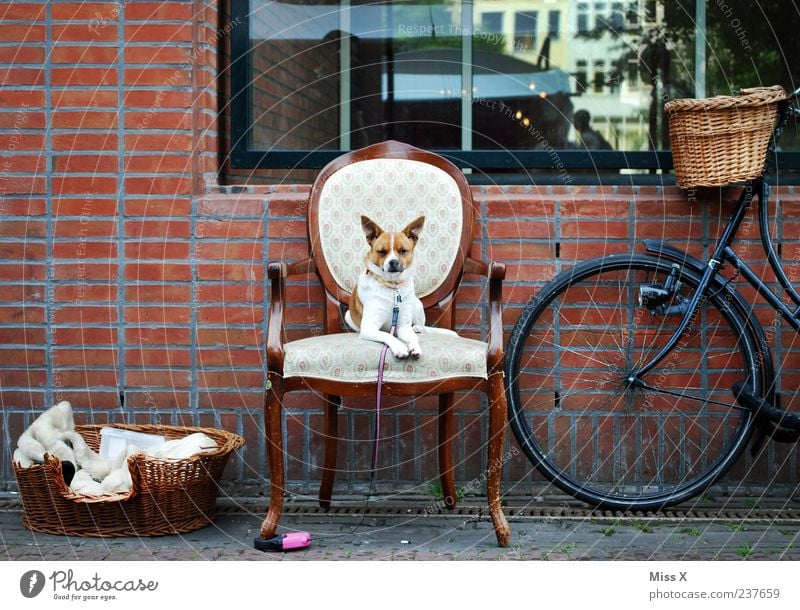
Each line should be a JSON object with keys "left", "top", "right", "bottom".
{"left": 259, "top": 375, "right": 286, "bottom": 540}
{"left": 487, "top": 373, "right": 511, "bottom": 547}
{"left": 438, "top": 393, "right": 457, "bottom": 509}
{"left": 319, "top": 394, "right": 341, "bottom": 509}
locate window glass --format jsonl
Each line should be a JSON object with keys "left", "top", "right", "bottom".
{"left": 243, "top": 0, "right": 798, "bottom": 161}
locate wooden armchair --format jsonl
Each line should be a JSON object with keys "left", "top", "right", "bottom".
{"left": 257, "top": 140, "right": 510, "bottom": 547}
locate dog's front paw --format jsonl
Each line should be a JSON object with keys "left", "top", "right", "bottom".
{"left": 412, "top": 324, "right": 424, "bottom": 334}
{"left": 391, "top": 344, "right": 410, "bottom": 359}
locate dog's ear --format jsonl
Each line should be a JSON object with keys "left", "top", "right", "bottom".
{"left": 401, "top": 215, "right": 425, "bottom": 244}
{"left": 360, "top": 215, "right": 384, "bottom": 245}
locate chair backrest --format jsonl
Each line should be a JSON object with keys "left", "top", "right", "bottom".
{"left": 308, "top": 141, "right": 475, "bottom": 318}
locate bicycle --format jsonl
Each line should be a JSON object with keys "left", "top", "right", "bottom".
{"left": 504, "top": 86, "right": 800, "bottom": 512}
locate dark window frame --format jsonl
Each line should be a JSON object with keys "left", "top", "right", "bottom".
{"left": 229, "top": 1, "right": 800, "bottom": 183}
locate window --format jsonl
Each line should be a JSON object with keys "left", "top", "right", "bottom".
{"left": 575, "top": 60, "right": 588, "bottom": 93}
{"left": 480, "top": 11, "right": 502, "bottom": 35}
{"left": 593, "top": 60, "right": 605, "bottom": 93}
{"left": 548, "top": 10, "right": 560, "bottom": 40}
{"left": 513, "top": 11, "right": 538, "bottom": 53}
{"left": 230, "top": 0, "right": 800, "bottom": 179}
{"left": 577, "top": 3, "right": 589, "bottom": 34}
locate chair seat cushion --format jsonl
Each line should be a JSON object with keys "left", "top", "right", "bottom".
{"left": 283, "top": 332, "right": 488, "bottom": 383}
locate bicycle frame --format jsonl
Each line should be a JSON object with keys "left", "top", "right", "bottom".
{"left": 633, "top": 92, "right": 800, "bottom": 387}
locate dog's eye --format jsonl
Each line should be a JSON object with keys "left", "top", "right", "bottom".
{"left": 399, "top": 248, "right": 408, "bottom": 255}
{"left": 377, "top": 249, "right": 388, "bottom": 255}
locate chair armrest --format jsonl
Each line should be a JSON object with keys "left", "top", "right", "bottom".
{"left": 266, "top": 258, "right": 316, "bottom": 375}
{"left": 487, "top": 261, "right": 506, "bottom": 374}
{"left": 464, "top": 257, "right": 506, "bottom": 373}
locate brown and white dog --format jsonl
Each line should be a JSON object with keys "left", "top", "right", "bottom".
{"left": 345, "top": 214, "right": 455, "bottom": 358}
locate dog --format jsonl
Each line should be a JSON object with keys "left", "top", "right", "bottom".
{"left": 344, "top": 214, "right": 455, "bottom": 358}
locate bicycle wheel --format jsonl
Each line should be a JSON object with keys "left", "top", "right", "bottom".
{"left": 505, "top": 254, "right": 759, "bottom": 511}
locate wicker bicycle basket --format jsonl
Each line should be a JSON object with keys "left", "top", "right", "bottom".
{"left": 665, "top": 85, "right": 787, "bottom": 188}
{"left": 13, "top": 424, "right": 244, "bottom": 537}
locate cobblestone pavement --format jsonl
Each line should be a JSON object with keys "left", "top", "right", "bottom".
{"left": 1, "top": 495, "right": 799, "bottom": 561}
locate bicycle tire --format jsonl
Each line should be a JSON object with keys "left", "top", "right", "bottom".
{"left": 505, "top": 254, "right": 759, "bottom": 511}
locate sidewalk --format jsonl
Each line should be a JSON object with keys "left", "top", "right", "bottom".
{"left": 1, "top": 494, "right": 799, "bottom": 561}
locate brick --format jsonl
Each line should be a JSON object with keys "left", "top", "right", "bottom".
{"left": 52, "top": 262, "right": 117, "bottom": 281}
{"left": 0, "top": 327, "right": 45, "bottom": 344}
{"left": 197, "top": 306, "right": 263, "bottom": 325}
{"left": 0, "top": 306, "right": 45, "bottom": 324}
{"left": 54, "top": 369, "right": 119, "bottom": 388}
{"left": 52, "top": 89, "right": 117, "bottom": 108}
{"left": 53, "top": 283, "right": 117, "bottom": 302}
{"left": 125, "top": 284, "right": 191, "bottom": 303}
{"left": 0, "top": 220, "right": 45, "bottom": 238}
{"left": 196, "top": 328, "right": 261, "bottom": 346}
{"left": 122, "top": 89, "right": 191, "bottom": 108}
{"left": 123, "top": 198, "right": 192, "bottom": 216}
{"left": 53, "top": 219, "right": 116, "bottom": 238}
{"left": 199, "top": 197, "right": 266, "bottom": 217}
{"left": 197, "top": 348, "right": 263, "bottom": 367}
{"left": 196, "top": 284, "right": 263, "bottom": 303}
{"left": 124, "top": 220, "right": 190, "bottom": 239}
{"left": 124, "top": 111, "right": 191, "bottom": 131}
{"left": 51, "top": 111, "right": 118, "bottom": 129}
{"left": 0, "top": 175, "right": 45, "bottom": 194}
{"left": 53, "top": 153, "right": 118, "bottom": 173}
{"left": 124, "top": 23, "right": 192, "bottom": 42}
{"left": 124, "top": 262, "right": 191, "bottom": 282}
{"left": 125, "top": 348, "right": 191, "bottom": 367}
{"left": 53, "top": 198, "right": 117, "bottom": 216}
{"left": 125, "top": 3, "right": 194, "bottom": 21}
{"left": 52, "top": 132, "right": 118, "bottom": 151}
{"left": 51, "top": 67, "right": 117, "bottom": 87}
{"left": 124, "top": 154, "right": 191, "bottom": 173}
{"left": 0, "top": 24, "right": 44, "bottom": 42}
{"left": 0, "top": 369, "right": 47, "bottom": 386}
{"left": 0, "top": 133, "right": 44, "bottom": 150}
{"left": 124, "top": 45, "right": 192, "bottom": 65}
{"left": 125, "top": 369, "right": 191, "bottom": 388}
{"left": 51, "top": 2, "right": 121, "bottom": 21}
{"left": 196, "top": 219, "right": 264, "bottom": 239}
{"left": 52, "top": 176, "right": 118, "bottom": 195}
{"left": 124, "top": 241, "right": 191, "bottom": 260}
{"left": 197, "top": 263, "right": 263, "bottom": 282}
{"left": 53, "top": 24, "right": 117, "bottom": 43}
{"left": 124, "top": 306, "right": 190, "bottom": 324}
{"left": 53, "top": 325, "right": 118, "bottom": 345}
{"left": 0, "top": 46, "right": 45, "bottom": 64}
{"left": 0, "top": 154, "right": 46, "bottom": 172}
{"left": 0, "top": 67, "right": 43, "bottom": 86}
{"left": 198, "top": 370, "right": 264, "bottom": 389}
{"left": 125, "top": 133, "right": 193, "bottom": 153}
{"left": 0, "top": 241, "right": 45, "bottom": 259}
{"left": 0, "top": 89, "right": 44, "bottom": 107}
{"left": 53, "top": 305, "right": 117, "bottom": 324}
{"left": 124, "top": 176, "right": 193, "bottom": 195}
{"left": 0, "top": 284, "right": 43, "bottom": 303}
{"left": 50, "top": 45, "right": 119, "bottom": 65}
{"left": 194, "top": 241, "right": 262, "bottom": 260}
{"left": 125, "top": 326, "right": 191, "bottom": 345}
{"left": 124, "top": 68, "right": 190, "bottom": 87}
{"left": 53, "top": 348, "right": 118, "bottom": 367}
{"left": 0, "top": 348, "right": 45, "bottom": 366}
{"left": 0, "top": 3, "right": 46, "bottom": 20}
{"left": 0, "top": 263, "right": 44, "bottom": 281}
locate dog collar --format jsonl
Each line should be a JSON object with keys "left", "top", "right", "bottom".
{"left": 366, "top": 269, "right": 406, "bottom": 290}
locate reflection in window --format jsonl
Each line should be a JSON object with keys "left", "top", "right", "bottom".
{"left": 548, "top": 10, "right": 560, "bottom": 40}
{"left": 481, "top": 11, "right": 502, "bottom": 34}
{"left": 513, "top": 11, "right": 538, "bottom": 52}
{"left": 242, "top": 0, "right": 797, "bottom": 161}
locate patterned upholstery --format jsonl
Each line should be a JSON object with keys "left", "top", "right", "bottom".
{"left": 316, "top": 158, "right": 464, "bottom": 297}
{"left": 284, "top": 333, "right": 488, "bottom": 383}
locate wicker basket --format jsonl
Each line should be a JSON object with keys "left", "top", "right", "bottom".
{"left": 13, "top": 424, "right": 244, "bottom": 537}
{"left": 665, "top": 85, "right": 787, "bottom": 188}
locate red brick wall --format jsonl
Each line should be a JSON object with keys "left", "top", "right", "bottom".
{"left": 0, "top": 1, "right": 797, "bottom": 499}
